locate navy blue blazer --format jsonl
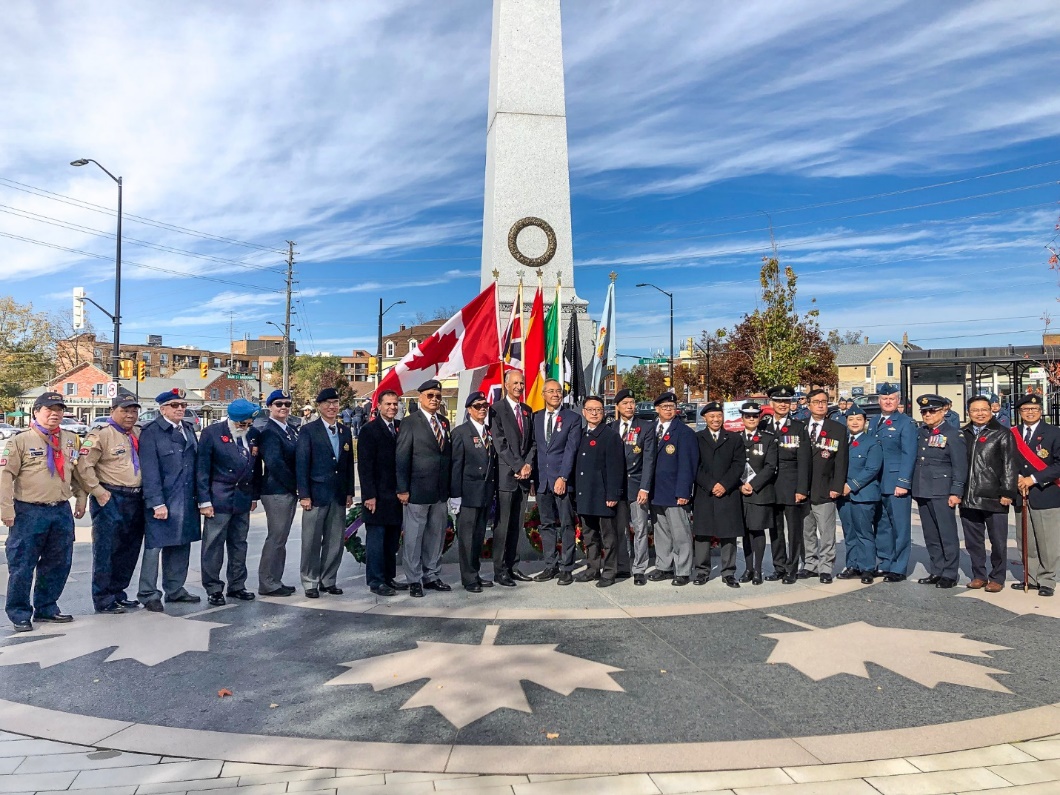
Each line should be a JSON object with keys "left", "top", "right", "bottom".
{"left": 845, "top": 432, "right": 883, "bottom": 503}
{"left": 649, "top": 420, "right": 699, "bottom": 507}
{"left": 295, "top": 418, "right": 354, "bottom": 507}
{"left": 196, "top": 422, "right": 259, "bottom": 514}
{"left": 1015, "top": 421, "right": 1060, "bottom": 510}
{"left": 257, "top": 419, "right": 298, "bottom": 496}
{"left": 616, "top": 417, "right": 656, "bottom": 500}
{"left": 140, "top": 415, "right": 201, "bottom": 548}
{"left": 533, "top": 407, "right": 582, "bottom": 493}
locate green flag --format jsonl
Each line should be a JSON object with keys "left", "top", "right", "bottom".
{"left": 544, "top": 285, "right": 561, "bottom": 380}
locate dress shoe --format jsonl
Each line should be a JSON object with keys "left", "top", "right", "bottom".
{"left": 819, "top": 573, "right": 833, "bottom": 584}
{"left": 836, "top": 568, "right": 861, "bottom": 580}
{"left": 424, "top": 580, "right": 451, "bottom": 592}
{"left": 557, "top": 571, "right": 574, "bottom": 586}
{"left": 967, "top": 578, "right": 987, "bottom": 589}
{"left": 96, "top": 603, "right": 125, "bottom": 615}
{"left": 872, "top": 569, "right": 887, "bottom": 579}
{"left": 671, "top": 575, "right": 690, "bottom": 586}
{"left": 782, "top": 574, "right": 797, "bottom": 584}
{"left": 1012, "top": 581, "right": 1039, "bottom": 590}
{"left": 409, "top": 583, "right": 424, "bottom": 598}
{"left": 693, "top": 573, "right": 709, "bottom": 586}
{"left": 208, "top": 593, "right": 227, "bottom": 606}
{"left": 463, "top": 582, "right": 483, "bottom": 593}
{"left": 117, "top": 599, "right": 141, "bottom": 609}
{"left": 226, "top": 589, "right": 256, "bottom": 601}
{"left": 477, "top": 578, "right": 494, "bottom": 588}
{"left": 936, "top": 577, "right": 958, "bottom": 589}
{"left": 723, "top": 575, "right": 740, "bottom": 589}
{"left": 984, "top": 581, "right": 1003, "bottom": 593}
{"left": 574, "top": 571, "right": 599, "bottom": 583}
{"left": 739, "top": 570, "right": 754, "bottom": 583}
{"left": 387, "top": 579, "right": 410, "bottom": 591}
{"left": 596, "top": 578, "right": 616, "bottom": 588}
{"left": 34, "top": 613, "right": 73, "bottom": 623}
{"left": 634, "top": 573, "right": 647, "bottom": 586}
{"left": 321, "top": 586, "right": 344, "bottom": 595}
{"left": 884, "top": 572, "right": 906, "bottom": 583}
{"left": 495, "top": 573, "right": 517, "bottom": 587}
{"left": 648, "top": 569, "right": 674, "bottom": 582}
{"left": 534, "top": 567, "right": 558, "bottom": 582}
{"left": 305, "top": 588, "right": 320, "bottom": 598}
{"left": 259, "top": 587, "right": 292, "bottom": 597}
{"left": 166, "top": 592, "right": 201, "bottom": 603}
{"left": 1039, "top": 586, "right": 1055, "bottom": 597}
{"left": 616, "top": 571, "right": 632, "bottom": 580}
{"left": 764, "top": 573, "right": 781, "bottom": 582}
{"left": 860, "top": 572, "right": 875, "bottom": 584}
{"left": 11, "top": 621, "right": 32, "bottom": 632}
{"left": 752, "top": 572, "right": 763, "bottom": 585}
{"left": 370, "top": 584, "right": 397, "bottom": 596}
{"left": 918, "top": 575, "right": 941, "bottom": 585}
{"left": 143, "top": 600, "right": 164, "bottom": 613}
{"left": 510, "top": 568, "right": 534, "bottom": 582}
{"left": 795, "top": 569, "right": 813, "bottom": 579}
{"left": 280, "top": 585, "right": 297, "bottom": 595}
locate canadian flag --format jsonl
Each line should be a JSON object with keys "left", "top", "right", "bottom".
{"left": 375, "top": 283, "right": 499, "bottom": 401}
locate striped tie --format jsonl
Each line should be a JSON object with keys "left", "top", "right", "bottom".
{"left": 431, "top": 415, "right": 444, "bottom": 448}
{"left": 484, "top": 427, "right": 492, "bottom": 449}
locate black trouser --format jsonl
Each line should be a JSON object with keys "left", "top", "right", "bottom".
{"left": 741, "top": 530, "right": 767, "bottom": 574}
{"left": 493, "top": 487, "right": 528, "bottom": 573}
{"left": 537, "top": 490, "right": 576, "bottom": 571}
{"left": 918, "top": 497, "right": 960, "bottom": 580}
{"left": 959, "top": 507, "right": 1009, "bottom": 584}
{"left": 456, "top": 507, "right": 489, "bottom": 586}
{"left": 365, "top": 523, "right": 401, "bottom": 588}
{"left": 771, "top": 503, "right": 806, "bottom": 576}
{"left": 90, "top": 486, "right": 145, "bottom": 611}
{"left": 694, "top": 536, "right": 737, "bottom": 578}
{"left": 581, "top": 514, "right": 618, "bottom": 580}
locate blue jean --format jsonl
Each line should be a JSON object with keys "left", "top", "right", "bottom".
{"left": 90, "top": 487, "right": 145, "bottom": 610}
{"left": 5, "top": 500, "right": 74, "bottom": 624}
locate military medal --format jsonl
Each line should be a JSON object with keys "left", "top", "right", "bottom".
{"left": 632, "top": 445, "right": 641, "bottom": 453}
{"left": 343, "top": 443, "right": 350, "bottom": 451}
{"left": 665, "top": 444, "right": 675, "bottom": 454}
{"left": 1039, "top": 448, "right": 1049, "bottom": 458}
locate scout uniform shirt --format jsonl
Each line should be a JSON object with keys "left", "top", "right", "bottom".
{"left": 0, "top": 428, "right": 86, "bottom": 522}
{"left": 76, "top": 423, "right": 142, "bottom": 499}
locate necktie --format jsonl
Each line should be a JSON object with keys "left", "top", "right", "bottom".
{"left": 712, "top": 432, "right": 718, "bottom": 442}
{"left": 483, "top": 426, "right": 492, "bottom": 449}
{"left": 849, "top": 434, "right": 856, "bottom": 446}
{"left": 812, "top": 422, "right": 820, "bottom": 441}
{"left": 547, "top": 412, "right": 555, "bottom": 444}
{"left": 657, "top": 422, "right": 664, "bottom": 437}
{"left": 388, "top": 422, "right": 396, "bottom": 438}
{"left": 431, "top": 415, "right": 444, "bottom": 448}
{"left": 1025, "top": 425, "right": 1033, "bottom": 444}
{"left": 329, "top": 425, "right": 336, "bottom": 435}
{"left": 622, "top": 421, "right": 629, "bottom": 439}
{"left": 515, "top": 405, "right": 524, "bottom": 434}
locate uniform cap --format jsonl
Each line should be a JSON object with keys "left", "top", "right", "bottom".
{"left": 111, "top": 394, "right": 141, "bottom": 410}
{"left": 33, "top": 391, "right": 66, "bottom": 411}
{"left": 614, "top": 388, "right": 634, "bottom": 404}
{"left": 987, "top": 393, "right": 1000, "bottom": 404}
{"left": 265, "top": 389, "right": 291, "bottom": 406}
{"left": 1015, "top": 393, "right": 1043, "bottom": 409}
{"left": 916, "top": 393, "right": 947, "bottom": 412}
{"left": 700, "top": 401, "right": 724, "bottom": 415}
{"left": 418, "top": 379, "right": 442, "bottom": 392}
{"left": 653, "top": 391, "right": 677, "bottom": 406}
{"left": 465, "top": 391, "right": 487, "bottom": 408}
{"left": 876, "top": 383, "right": 900, "bottom": 396}
{"left": 739, "top": 401, "right": 762, "bottom": 416}
{"left": 767, "top": 385, "right": 796, "bottom": 401}
{"left": 846, "top": 403, "right": 866, "bottom": 417}
{"left": 315, "top": 387, "right": 339, "bottom": 404}
{"left": 156, "top": 388, "right": 186, "bottom": 405}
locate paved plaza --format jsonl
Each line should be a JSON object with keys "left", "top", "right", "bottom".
{"left": 1, "top": 508, "right": 1059, "bottom": 793}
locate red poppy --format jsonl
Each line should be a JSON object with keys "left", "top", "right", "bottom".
{"left": 932, "top": 428, "right": 941, "bottom": 435}
{"left": 221, "top": 436, "right": 230, "bottom": 443}
{"left": 852, "top": 441, "right": 859, "bottom": 447}
{"left": 663, "top": 434, "right": 670, "bottom": 440}
{"left": 635, "top": 427, "right": 641, "bottom": 433}
{"left": 979, "top": 436, "right": 987, "bottom": 443}
{"left": 885, "top": 419, "right": 893, "bottom": 426}
{"left": 589, "top": 440, "right": 597, "bottom": 447}
{"left": 752, "top": 435, "right": 760, "bottom": 442}
{"left": 819, "top": 430, "right": 827, "bottom": 437}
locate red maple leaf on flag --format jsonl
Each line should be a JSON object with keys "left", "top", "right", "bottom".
{"left": 406, "top": 330, "right": 460, "bottom": 375}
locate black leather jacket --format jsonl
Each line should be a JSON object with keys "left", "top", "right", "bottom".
{"left": 961, "top": 418, "right": 1017, "bottom": 512}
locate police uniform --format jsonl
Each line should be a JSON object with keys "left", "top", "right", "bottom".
{"left": 737, "top": 402, "right": 777, "bottom": 585}
{"left": 870, "top": 382, "right": 917, "bottom": 580}
{"left": 75, "top": 394, "right": 145, "bottom": 613}
{"left": 761, "top": 386, "right": 811, "bottom": 583}
{"left": 1012, "top": 393, "right": 1060, "bottom": 596}
{"left": 912, "top": 394, "right": 968, "bottom": 587}
{"left": 1, "top": 392, "right": 88, "bottom": 630}
{"left": 836, "top": 405, "right": 882, "bottom": 582}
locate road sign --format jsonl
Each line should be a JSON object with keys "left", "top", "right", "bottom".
{"left": 226, "top": 373, "right": 258, "bottom": 381}
{"left": 638, "top": 357, "right": 668, "bottom": 365}
{"left": 106, "top": 382, "right": 119, "bottom": 399}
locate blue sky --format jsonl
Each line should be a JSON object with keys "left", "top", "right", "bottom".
{"left": 2, "top": 0, "right": 1059, "bottom": 364}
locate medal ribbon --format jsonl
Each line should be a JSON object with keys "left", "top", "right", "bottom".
{"left": 31, "top": 421, "right": 64, "bottom": 480}
{"left": 1011, "top": 426, "right": 1059, "bottom": 485}
{"left": 107, "top": 418, "right": 140, "bottom": 475}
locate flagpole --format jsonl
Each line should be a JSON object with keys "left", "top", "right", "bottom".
{"left": 555, "top": 272, "right": 563, "bottom": 382}
{"left": 517, "top": 271, "right": 524, "bottom": 377}
{"left": 492, "top": 268, "right": 501, "bottom": 362}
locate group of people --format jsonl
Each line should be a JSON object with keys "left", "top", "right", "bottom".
{"left": 3, "top": 371, "right": 1057, "bottom": 632}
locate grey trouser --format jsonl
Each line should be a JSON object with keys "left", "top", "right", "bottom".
{"left": 650, "top": 504, "right": 693, "bottom": 577}
{"left": 137, "top": 544, "right": 192, "bottom": 603}
{"left": 803, "top": 501, "right": 838, "bottom": 575}
{"left": 259, "top": 493, "right": 297, "bottom": 592}
{"left": 616, "top": 499, "right": 652, "bottom": 574}
{"left": 1023, "top": 505, "right": 1060, "bottom": 590}
{"left": 402, "top": 501, "right": 447, "bottom": 584}
{"left": 300, "top": 500, "right": 346, "bottom": 590}
{"left": 200, "top": 511, "right": 250, "bottom": 595}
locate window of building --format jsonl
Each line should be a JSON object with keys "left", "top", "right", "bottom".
{"left": 262, "top": 361, "right": 273, "bottom": 371}
{"left": 251, "top": 361, "right": 258, "bottom": 371}
{"left": 141, "top": 351, "right": 151, "bottom": 363}
{"left": 93, "top": 383, "right": 105, "bottom": 396}
{"left": 159, "top": 353, "right": 169, "bottom": 365}
{"left": 865, "top": 365, "right": 871, "bottom": 379}
{"left": 210, "top": 388, "right": 219, "bottom": 400}
{"left": 409, "top": 340, "right": 418, "bottom": 353}
{"left": 64, "top": 383, "right": 77, "bottom": 396}
{"left": 224, "top": 389, "right": 233, "bottom": 400}
{"left": 385, "top": 341, "right": 395, "bottom": 357}
{"left": 886, "top": 361, "right": 894, "bottom": 377}
{"left": 213, "top": 358, "right": 222, "bottom": 367}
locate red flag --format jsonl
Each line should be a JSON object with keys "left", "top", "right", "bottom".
{"left": 479, "top": 361, "right": 505, "bottom": 404}
{"left": 523, "top": 286, "right": 546, "bottom": 411}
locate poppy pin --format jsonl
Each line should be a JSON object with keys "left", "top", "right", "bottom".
{"left": 752, "top": 435, "right": 760, "bottom": 442}
{"left": 663, "top": 434, "right": 670, "bottom": 441}
{"left": 932, "top": 428, "right": 941, "bottom": 435}
{"left": 886, "top": 419, "right": 893, "bottom": 426}
{"left": 221, "top": 436, "right": 230, "bottom": 443}
{"left": 979, "top": 436, "right": 987, "bottom": 443}
{"left": 852, "top": 441, "right": 859, "bottom": 447}
{"left": 820, "top": 430, "right": 827, "bottom": 437}
{"left": 589, "top": 440, "right": 596, "bottom": 447}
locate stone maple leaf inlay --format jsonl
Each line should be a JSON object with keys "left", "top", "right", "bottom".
{"left": 763, "top": 615, "right": 1012, "bottom": 693}
{"left": 326, "top": 624, "right": 624, "bottom": 727}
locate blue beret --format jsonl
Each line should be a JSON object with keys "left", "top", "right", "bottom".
{"left": 227, "top": 399, "right": 261, "bottom": 422}
{"left": 156, "top": 388, "right": 186, "bottom": 405}
{"left": 266, "top": 389, "right": 291, "bottom": 406}
{"left": 876, "top": 383, "right": 900, "bottom": 396}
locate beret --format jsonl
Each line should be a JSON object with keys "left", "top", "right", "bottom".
{"left": 156, "top": 388, "right": 186, "bottom": 405}
{"left": 614, "top": 388, "right": 634, "bottom": 404}
{"left": 418, "top": 379, "right": 442, "bottom": 392}
{"left": 465, "top": 391, "right": 486, "bottom": 408}
{"left": 265, "top": 389, "right": 291, "bottom": 406}
{"left": 1015, "top": 393, "right": 1043, "bottom": 409}
{"left": 700, "top": 401, "right": 724, "bottom": 415}
{"left": 315, "top": 388, "right": 339, "bottom": 403}
{"left": 653, "top": 392, "right": 677, "bottom": 406}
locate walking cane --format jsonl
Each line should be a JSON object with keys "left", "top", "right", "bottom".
{"left": 1021, "top": 501, "right": 1030, "bottom": 592}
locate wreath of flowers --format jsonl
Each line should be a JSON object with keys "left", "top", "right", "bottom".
{"left": 524, "top": 504, "right": 584, "bottom": 553}
{"left": 344, "top": 503, "right": 455, "bottom": 565}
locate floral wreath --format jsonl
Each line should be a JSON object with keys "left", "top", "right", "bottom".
{"left": 524, "top": 503, "right": 585, "bottom": 554}
{"left": 344, "top": 504, "right": 456, "bottom": 564}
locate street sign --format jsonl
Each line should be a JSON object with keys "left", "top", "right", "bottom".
{"left": 227, "top": 374, "right": 258, "bottom": 381}
{"left": 638, "top": 357, "right": 668, "bottom": 365}
{"left": 106, "top": 382, "right": 119, "bottom": 398}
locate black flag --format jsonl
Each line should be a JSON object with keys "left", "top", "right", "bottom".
{"left": 562, "top": 309, "right": 586, "bottom": 405}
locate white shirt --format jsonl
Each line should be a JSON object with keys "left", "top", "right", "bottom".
{"left": 420, "top": 407, "right": 439, "bottom": 426}
{"left": 470, "top": 419, "right": 487, "bottom": 439}
{"left": 506, "top": 396, "right": 522, "bottom": 414}
{"left": 270, "top": 418, "right": 289, "bottom": 433}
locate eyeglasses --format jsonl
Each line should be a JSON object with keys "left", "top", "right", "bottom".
{"left": 470, "top": 402, "right": 488, "bottom": 410}
{"left": 423, "top": 392, "right": 442, "bottom": 400}
{"left": 234, "top": 420, "right": 253, "bottom": 428}
{"left": 920, "top": 407, "right": 942, "bottom": 414}
{"left": 583, "top": 406, "right": 603, "bottom": 413}
{"left": 165, "top": 402, "right": 188, "bottom": 409}
{"left": 272, "top": 401, "right": 292, "bottom": 408}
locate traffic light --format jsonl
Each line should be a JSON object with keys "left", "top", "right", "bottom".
{"left": 119, "top": 359, "right": 133, "bottom": 379}
{"left": 137, "top": 361, "right": 146, "bottom": 381}
{"left": 368, "top": 356, "right": 378, "bottom": 375}
{"left": 663, "top": 377, "right": 671, "bottom": 388}
{"left": 199, "top": 361, "right": 209, "bottom": 378}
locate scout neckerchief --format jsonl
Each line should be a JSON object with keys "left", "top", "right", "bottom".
{"left": 31, "top": 421, "right": 64, "bottom": 480}
{"left": 106, "top": 418, "right": 140, "bottom": 475}
{"left": 1012, "top": 425, "right": 1059, "bottom": 486}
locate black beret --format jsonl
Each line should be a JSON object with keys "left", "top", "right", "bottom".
{"left": 653, "top": 391, "right": 677, "bottom": 406}
{"left": 700, "top": 401, "right": 724, "bottom": 415}
{"left": 315, "top": 388, "right": 339, "bottom": 403}
{"left": 465, "top": 391, "right": 486, "bottom": 408}
{"left": 614, "top": 388, "right": 634, "bottom": 404}
{"left": 1015, "top": 393, "right": 1043, "bottom": 409}
{"left": 418, "top": 379, "right": 442, "bottom": 392}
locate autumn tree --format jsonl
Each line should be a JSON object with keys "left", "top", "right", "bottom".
{"left": 277, "top": 354, "right": 355, "bottom": 408}
{"left": 826, "top": 328, "right": 865, "bottom": 353}
{"left": 0, "top": 296, "right": 58, "bottom": 411}
{"left": 619, "top": 366, "right": 648, "bottom": 400}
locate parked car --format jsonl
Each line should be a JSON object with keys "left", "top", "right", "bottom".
{"left": 679, "top": 403, "right": 698, "bottom": 423}
{"left": 634, "top": 401, "right": 656, "bottom": 421}
{"left": 137, "top": 407, "right": 202, "bottom": 432}
{"left": 89, "top": 415, "right": 110, "bottom": 431}
{"left": 0, "top": 422, "right": 20, "bottom": 440}
{"left": 60, "top": 416, "right": 89, "bottom": 436}
{"left": 853, "top": 394, "right": 882, "bottom": 416}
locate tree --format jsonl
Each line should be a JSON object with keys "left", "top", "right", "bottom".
{"left": 0, "top": 296, "right": 57, "bottom": 411}
{"left": 414, "top": 305, "right": 462, "bottom": 325}
{"left": 826, "top": 328, "right": 865, "bottom": 353}
{"left": 618, "top": 364, "right": 665, "bottom": 400}
{"left": 276, "top": 354, "right": 354, "bottom": 408}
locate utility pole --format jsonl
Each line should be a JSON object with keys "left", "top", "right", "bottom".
{"left": 282, "top": 241, "right": 296, "bottom": 392}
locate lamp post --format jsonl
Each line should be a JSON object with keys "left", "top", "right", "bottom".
{"left": 71, "top": 159, "right": 122, "bottom": 380}
{"left": 636, "top": 283, "right": 674, "bottom": 384}
{"left": 265, "top": 320, "right": 292, "bottom": 392}
{"left": 377, "top": 299, "right": 406, "bottom": 387}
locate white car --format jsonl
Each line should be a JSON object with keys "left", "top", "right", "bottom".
{"left": 60, "top": 417, "right": 89, "bottom": 436}
{"left": 0, "top": 422, "right": 19, "bottom": 440}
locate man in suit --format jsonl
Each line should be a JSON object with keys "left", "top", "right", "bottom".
{"left": 396, "top": 379, "right": 452, "bottom": 598}
{"left": 1012, "top": 392, "right": 1060, "bottom": 597}
{"left": 737, "top": 401, "right": 777, "bottom": 585}
{"left": 256, "top": 389, "right": 298, "bottom": 597}
{"left": 648, "top": 392, "right": 699, "bottom": 585}
{"left": 613, "top": 388, "right": 656, "bottom": 586}
{"left": 196, "top": 399, "right": 261, "bottom": 606}
{"left": 358, "top": 388, "right": 406, "bottom": 596}
{"left": 837, "top": 405, "right": 883, "bottom": 584}
{"left": 449, "top": 391, "right": 496, "bottom": 593}
{"left": 296, "top": 387, "right": 354, "bottom": 598}
{"left": 801, "top": 388, "right": 849, "bottom": 583}
{"left": 572, "top": 396, "right": 625, "bottom": 587}
{"left": 870, "top": 382, "right": 917, "bottom": 582}
{"left": 137, "top": 389, "right": 201, "bottom": 612}
{"left": 488, "top": 369, "right": 536, "bottom": 586}
{"left": 533, "top": 379, "right": 582, "bottom": 584}
{"left": 762, "top": 385, "right": 811, "bottom": 584}
{"left": 693, "top": 401, "right": 747, "bottom": 587}
{"left": 913, "top": 394, "right": 968, "bottom": 589}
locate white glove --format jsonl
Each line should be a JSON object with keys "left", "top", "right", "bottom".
{"left": 448, "top": 497, "right": 462, "bottom": 515}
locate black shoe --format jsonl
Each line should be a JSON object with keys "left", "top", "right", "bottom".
{"left": 615, "top": 571, "right": 633, "bottom": 580}
{"left": 671, "top": 575, "right": 690, "bottom": 586}
{"left": 424, "top": 580, "right": 451, "bottom": 592}
{"left": 648, "top": 569, "right": 674, "bottom": 582}
{"left": 885, "top": 573, "right": 906, "bottom": 583}
{"left": 510, "top": 568, "right": 534, "bottom": 582}
{"left": 11, "top": 621, "right": 32, "bottom": 633}
{"left": 259, "top": 587, "right": 292, "bottom": 597}
{"left": 693, "top": 573, "right": 709, "bottom": 586}
{"left": 117, "top": 599, "right": 141, "bottom": 609}
{"left": 752, "top": 572, "right": 763, "bottom": 585}
{"left": 1040, "top": 586, "right": 1055, "bottom": 597}
{"left": 596, "top": 578, "right": 616, "bottom": 588}
{"left": 557, "top": 571, "right": 573, "bottom": 586}
{"left": 782, "top": 574, "right": 797, "bottom": 584}
{"left": 918, "top": 575, "right": 941, "bottom": 585}
{"left": 795, "top": 569, "right": 813, "bottom": 579}
{"left": 387, "top": 579, "right": 410, "bottom": 591}
{"left": 478, "top": 578, "right": 494, "bottom": 588}
{"left": 280, "top": 585, "right": 297, "bottom": 595}
{"left": 410, "top": 583, "right": 424, "bottom": 598}
{"left": 819, "top": 573, "right": 833, "bottom": 584}
{"left": 305, "top": 588, "right": 320, "bottom": 598}
{"left": 861, "top": 572, "right": 875, "bottom": 584}
{"left": 226, "top": 589, "right": 256, "bottom": 601}
{"left": 34, "top": 613, "right": 73, "bottom": 623}
{"left": 764, "top": 573, "right": 781, "bottom": 582}
{"left": 634, "top": 574, "right": 647, "bottom": 586}
{"left": 321, "top": 586, "right": 344, "bottom": 595}
{"left": 208, "top": 593, "right": 226, "bottom": 606}
{"left": 464, "top": 582, "right": 483, "bottom": 593}
{"left": 872, "top": 569, "right": 887, "bottom": 579}
{"left": 370, "top": 584, "right": 397, "bottom": 596}
{"left": 574, "top": 571, "right": 599, "bottom": 583}
{"left": 936, "top": 577, "right": 958, "bottom": 589}
{"left": 495, "top": 573, "right": 517, "bottom": 587}
{"left": 96, "top": 603, "right": 125, "bottom": 615}
{"left": 165, "top": 592, "right": 201, "bottom": 603}
{"left": 836, "top": 568, "right": 861, "bottom": 580}
{"left": 739, "top": 570, "right": 754, "bottom": 583}
{"left": 143, "top": 600, "right": 164, "bottom": 613}
{"left": 1012, "top": 581, "right": 1039, "bottom": 590}
{"left": 534, "top": 567, "right": 558, "bottom": 582}
{"left": 723, "top": 575, "right": 740, "bottom": 589}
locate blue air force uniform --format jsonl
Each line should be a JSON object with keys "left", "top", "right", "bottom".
{"left": 870, "top": 383, "right": 917, "bottom": 578}
{"left": 837, "top": 406, "right": 883, "bottom": 578}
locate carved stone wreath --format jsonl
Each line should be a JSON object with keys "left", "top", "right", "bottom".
{"left": 508, "top": 217, "right": 557, "bottom": 268}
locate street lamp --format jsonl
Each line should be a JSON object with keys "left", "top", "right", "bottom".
{"left": 377, "top": 299, "right": 406, "bottom": 387}
{"left": 636, "top": 283, "right": 674, "bottom": 384}
{"left": 265, "top": 320, "right": 294, "bottom": 392}
{"left": 71, "top": 158, "right": 122, "bottom": 380}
